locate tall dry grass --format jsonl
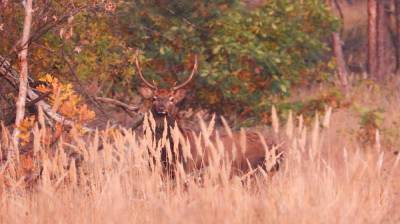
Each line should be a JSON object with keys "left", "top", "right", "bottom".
{"left": 0, "top": 108, "right": 399, "bottom": 224}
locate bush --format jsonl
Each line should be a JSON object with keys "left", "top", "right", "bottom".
{"left": 1, "top": 0, "right": 339, "bottom": 124}
{"left": 116, "top": 0, "right": 338, "bottom": 119}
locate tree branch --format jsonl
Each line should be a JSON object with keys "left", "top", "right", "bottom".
{"left": 94, "top": 97, "right": 140, "bottom": 112}
{"left": 60, "top": 48, "right": 112, "bottom": 120}
{"left": 13, "top": 0, "right": 34, "bottom": 150}
{"left": 0, "top": 54, "right": 94, "bottom": 133}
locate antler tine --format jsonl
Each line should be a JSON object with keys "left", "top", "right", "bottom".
{"left": 135, "top": 50, "right": 157, "bottom": 89}
{"left": 172, "top": 55, "right": 198, "bottom": 91}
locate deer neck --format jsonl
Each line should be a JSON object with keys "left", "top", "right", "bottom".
{"left": 152, "top": 112, "right": 183, "bottom": 140}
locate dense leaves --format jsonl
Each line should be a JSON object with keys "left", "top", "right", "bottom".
{"left": 115, "top": 0, "right": 338, "bottom": 122}
{"left": 1, "top": 0, "right": 338, "bottom": 124}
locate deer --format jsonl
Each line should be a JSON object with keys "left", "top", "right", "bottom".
{"left": 135, "top": 54, "right": 283, "bottom": 179}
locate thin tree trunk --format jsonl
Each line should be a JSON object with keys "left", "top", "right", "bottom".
{"left": 376, "top": 0, "right": 390, "bottom": 79}
{"left": 12, "top": 0, "right": 33, "bottom": 150}
{"left": 330, "top": 0, "right": 348, "bottom": 90}
{"left": 332, "top": 32, "right": 348, "bottom": 88}
{"left": 368, "top": 0, "right": 378, "bottom": 77}
{"left": 395, "top": 0, "right": 400, "bottom": 73}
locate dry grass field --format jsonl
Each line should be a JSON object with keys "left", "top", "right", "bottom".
{"left": 2, "top": 1, "right": 400, "bottom": 223}
{"left": 1, "top": 76, "right": 400, "bottom": 224}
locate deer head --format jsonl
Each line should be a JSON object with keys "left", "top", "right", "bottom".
{"left": 136, "top": 54, "right": 198, "bottom": 118}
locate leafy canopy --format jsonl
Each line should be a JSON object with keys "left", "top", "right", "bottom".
{"left": 1, "top": 0, "right": 338, "bottom": 125}
{"left": 115, "top": 0, "right": 338, "bottom": 122}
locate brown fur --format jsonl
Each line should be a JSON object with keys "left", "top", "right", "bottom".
{"left": 139, "top": 86, "right": 283, "bottom": 178}
{"left": 184, "top": 128, "right": 283, "bottom": 176}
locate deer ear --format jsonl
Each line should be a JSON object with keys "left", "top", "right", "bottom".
{"left": 138, "top": 86, "right": 154, "bottom": 99}
{"left": 173, "top": 89, "right": 187, "bottom": 103}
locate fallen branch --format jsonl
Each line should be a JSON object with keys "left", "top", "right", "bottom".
{"left": 1, "top": 54, "right": 145, "bottom": 131}
{"left": 94, "top": 97, "right": 140, "bottom": 112}
{"left": 0, "top": 54, "right": 94, "bottom": 132}
{"left": 2, "top": 91, "right": 51, "bottom": 126}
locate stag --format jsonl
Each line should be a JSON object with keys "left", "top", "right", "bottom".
{"left": 135, "top": 54, "right": 282, "bottom": 178}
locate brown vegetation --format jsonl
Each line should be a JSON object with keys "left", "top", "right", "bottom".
{"left": 1, "top": 74, "right": 400, "bottom": 223}
{"left": 0, "top": 98, "right": 399, "bottom": 223}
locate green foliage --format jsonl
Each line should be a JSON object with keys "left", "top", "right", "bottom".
{"left": 355, "top": 106, "right": 385, "bottom": 145}
{"left": 33, "top": 7, "right": 136, "bottom": 96}
{"left": 114, "top": 0, "right": 338, "bottom": 119}
{"left": 1, "top": 0, "right": 339, "bottom": 124}
{"left": 359, "top": 108, "right": 385, "bottom": 130}
{"left": 268, "top": 87, "right": 345, "bottom": 126}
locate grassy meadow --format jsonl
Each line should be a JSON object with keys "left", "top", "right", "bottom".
{"left": 1, "top": 75, "right": 400, "bottom": 224}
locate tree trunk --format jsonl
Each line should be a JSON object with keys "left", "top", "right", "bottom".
{"left": 330, "top": 0, "right": 348, "bottom": 89}
{"left": 368, "top": 0, "right": 378, "bottom": 77}
{"left": 395, "top": 0, "right": 400, "bottom": 73}
{"left": 376, "top": 0, "right": 390, "bottom": 79}
{"left": 332, "top": 32, "right": 349, "bottom": 88}
{"left": 12, "top": 0, "right": 33, "bottom": 150}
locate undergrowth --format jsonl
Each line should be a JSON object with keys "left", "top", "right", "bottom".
{"left": 0, "top": 107, "right": 399, "bottom": 224}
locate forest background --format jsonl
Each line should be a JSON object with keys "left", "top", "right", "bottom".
{"left": 2, "top": 0, "right": 390, "bottom": 129}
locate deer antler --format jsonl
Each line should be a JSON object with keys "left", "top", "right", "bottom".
{"left": 172, "top": 55, "right": 198, "bottom": 91}
{"left": 135, "top": 50, "right": 157, "bottom": 89}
